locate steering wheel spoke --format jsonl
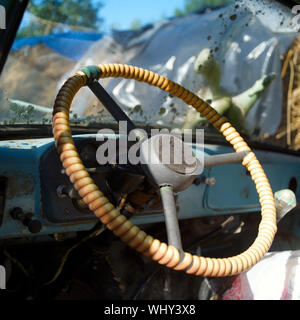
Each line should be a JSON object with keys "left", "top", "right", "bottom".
{"left": 87, "top": 80, "right": 137, "bottom": 133}
{"left": 203, "top": 151, "right": 250, "bottom": 168}
{"left": 159, "top": 185, "right": 183, "bottom": 252}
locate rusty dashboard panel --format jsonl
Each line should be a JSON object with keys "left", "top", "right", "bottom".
{"left": 0, "top": 135, "right": 300, "bottom": 239}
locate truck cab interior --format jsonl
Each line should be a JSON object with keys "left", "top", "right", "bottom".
{"left": 0, "top": 0, "right": 300, "bottom": 300}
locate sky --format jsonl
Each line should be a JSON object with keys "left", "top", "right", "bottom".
{"left": 18, "top": 0, "right": 186, "bottom": 35}
{"left": 101, "top": 0, "right": 186, "bottom": 32}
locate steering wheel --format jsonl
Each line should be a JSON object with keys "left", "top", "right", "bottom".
{"left": 52, "top": 63, "right": 277, "bottom": 277}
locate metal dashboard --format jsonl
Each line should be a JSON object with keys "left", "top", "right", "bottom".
{"left": 0, "top": 134, "right": 300, "bottom": 240}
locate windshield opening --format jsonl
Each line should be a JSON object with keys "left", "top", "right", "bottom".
{"left": 0, "top": 0, "right": 299, "bottom": 150}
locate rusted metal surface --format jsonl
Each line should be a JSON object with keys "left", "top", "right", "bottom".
{"left": 5, "top": 170, "right": 35, "bottom": 200}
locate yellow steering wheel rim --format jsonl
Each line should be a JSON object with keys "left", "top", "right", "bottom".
{"left": 52, "top": 63, "right": 277, "bottom": 277}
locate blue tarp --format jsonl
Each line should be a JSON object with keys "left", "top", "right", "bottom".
{"left": 12, "top": 32, "right": 103, "bottom": 61}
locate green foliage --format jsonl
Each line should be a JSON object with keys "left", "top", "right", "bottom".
{"left": 18, "top": 0, "right": 103, "bottom": 38}
{"left": 9, "top": 103, "right": 35, "bottom": 124}
{"left": 174, "top": 0, "right": 232, "bottom": 17}
{"left": 130, "top": 19, "right": 142, "bottom": 31}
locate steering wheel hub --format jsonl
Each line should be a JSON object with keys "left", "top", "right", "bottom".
{"left": 139, "top": 133, "right": 201, "bottom": 192}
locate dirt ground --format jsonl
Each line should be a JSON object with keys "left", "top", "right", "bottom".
{"left": 0, "top": 43, "right": 75, "bottom": 109}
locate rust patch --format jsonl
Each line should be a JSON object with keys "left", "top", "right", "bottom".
{"left": 5, "top": 170, "right": 35, "bottom": 200}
